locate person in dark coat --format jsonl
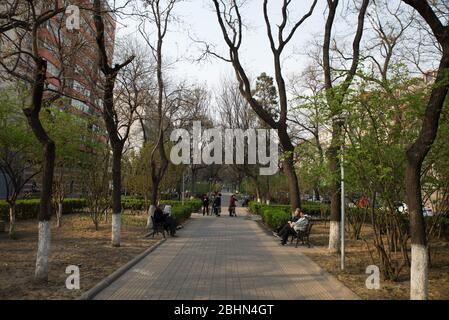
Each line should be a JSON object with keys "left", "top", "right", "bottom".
{"left": 153, "top": 206, "right": 165, "bottom": 224}
{"left": 163, "top": 205, "right": 178, "bottom": 237}
{"left": 202, "top": 194, "right": 210, "bottom": 216}
{"left": 213, "top": 193, "right": 221, "bottom": 216}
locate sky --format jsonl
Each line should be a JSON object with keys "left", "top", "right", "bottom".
{"left": 114, "top": 0, "right": 335, "bottom": 92}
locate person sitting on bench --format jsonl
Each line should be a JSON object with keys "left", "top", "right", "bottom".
{"left": 163, "top": 205, "right": 178, "bottom": 237}
{"left": 153, "top": 205, "right": 165, "bottom": 224}
{"left": 276, "top": 208, "right": 309, "bottom": 246}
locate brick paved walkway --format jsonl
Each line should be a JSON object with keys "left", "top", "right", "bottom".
{"left": 93, "top": 208, "right": 358, "bottom": 300}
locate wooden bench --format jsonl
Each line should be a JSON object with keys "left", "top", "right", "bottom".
{"left": 290, "top": 223, "right": 313, "bottom": 248}
{"left": 145, "top": 216, "right": 166, "bottom": 239}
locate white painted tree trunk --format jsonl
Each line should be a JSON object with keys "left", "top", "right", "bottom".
{"left": 147, "top": 205, "right": 156, "bottom": 229}
{"left": 111, "top": 213, "right": 121, "bottom": 247}
{"left": 9, "top": 206, "right": 15, "bottom": 238}
{"left": 56, "top": 202, "right": 63, "bottom": 228}
{"left": 410, "top": 244, "right": 429, "bottom": 300}
{"left": 35, "top": 221, "right": 51, "bottom": 282}
{"left": 328, "top": 220, "right": 340, "bottom": 253}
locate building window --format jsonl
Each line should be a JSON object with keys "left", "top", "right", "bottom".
{"left": 72, "top": 80, "right": 91, "bottom": 98}
{"left": 47, "top": 61, "right": 59, "bottom": 76}
{"left": 71, "top": 99, "right": 90, "bottom": 113}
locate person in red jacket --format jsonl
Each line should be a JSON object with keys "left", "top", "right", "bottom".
{"left": 229, "top": 194, "right": 237, "bottom": 217}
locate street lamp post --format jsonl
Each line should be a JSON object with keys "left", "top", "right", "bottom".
{"left": 182, "top": 171, "right": 185, "bottom": 206}
{"left": 337, "top": 112, "right": 348, "bottom": 271}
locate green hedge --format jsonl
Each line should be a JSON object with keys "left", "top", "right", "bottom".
{"left": 0, "top": 197, "right": 203, "bottom": 221}
{"left": 160, "top": 199, "right": 202, "bottom": 212}
{"left": 163, "top": 200, "right": 202, "bottom": 222}
{"left": 248, "top": 201, "right": 328, "bottom": 218}
{"left": 121, "top": 198, "right": 147, "bottom": 211}
{"left": 248, "top": 201, "right": 330, "bottom": 231}
{"left": 260, "top": 207, "right": 291, "bottom": 230}
{"left": 0, "top": 198, "right": 86, "bottom": 220}
{"left": 121, "top": 198, "right": 203, "bottom": 212}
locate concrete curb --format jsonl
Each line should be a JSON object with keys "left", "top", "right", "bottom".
{"left": 78, "top": 238, "right": 166, "bottom": 300}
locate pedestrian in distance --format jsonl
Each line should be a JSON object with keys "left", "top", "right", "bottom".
{"left": 202, "top": 194, "right": 210, "bottom": 216}
{"left": 229, "top": 194, "right": 237, "bottom": 217}
{"left": 213, "top": 192, "right": 221, "bottom": 216}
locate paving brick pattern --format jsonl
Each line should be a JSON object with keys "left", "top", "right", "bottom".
{"left": 94, "top": 208, "right": 358, "bottom": 300}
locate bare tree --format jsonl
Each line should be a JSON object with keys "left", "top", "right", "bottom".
{"left": 399, "top": 0, "right": 449, "bottom": 300}
{"left": 322, "top": 0, "right": 370, "bottom": 253}
{"left": 210, "top": 0, "right": 320, "bottom": 210}
{"left": 137, "top": 0, "right": 180, "bottom": 221}
{"left": 0, "top": 0, "right": 70, "bottom": 282}
{"left": 92, "top": 0, "right": 135, "bottom": 247}
{"left": 82, "top": 150, "right": 110, "bottom": 231}
{"left": 288, "top": 65, "right": 328, "bottom": 202}
{"left": 216, "top": 76, "right": 263, "bottom": 200}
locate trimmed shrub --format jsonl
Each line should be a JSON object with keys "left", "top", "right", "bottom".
{"left": 120, "top": 198, "right": 202, "bottom": 213}
{"left": 161, "top": 200, "right": 202, "bottom": 212}
{"left": 62, "top": 198, "right": 87, "bottom": 214}
{"left": 122, "top": 198, "right": 147, "bottom": 211}
{"left": 248, "top": 201, "right": 260, "bottom": 214}
{"left": 0, "top": 198, "right": 86, "bottom": 220}
{"left": 259, "top": 207, "right": 290, "bottom": 230}
{"left": 0, "top": 197, "right": 202, "bottom": 222}
{"left": 248, "top": 201, "right": 329, "bottom": 231}
{"left": 171, "top": 206, "right": 192, "bottom": 222}
{"left": 249, "top": 201, "right": 329, "bottom": 218}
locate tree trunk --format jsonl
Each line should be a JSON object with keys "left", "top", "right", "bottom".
{"left": 22, "top": 57, "right": 56, "bottom": 282}
{"left": 147, "top": 176, "right": 160, "bottom": 228}
{"left": 147, "top": 205, "right": 156, "bottom": 229}
{"left": 314, "top": 187, "right": 320, "bottom": 201}
{"left": 9, "top": 205, "right": 16, "bottom": 239}
{"left": 255, "top": 184, "right": 261, "bottom": 203}
{"left": 151, "top": 177, "right": 159, "bottom": 206}
{"left": 407, "top": 163, "right": 428, "bottom": 299}
{"left": 265, "top": 176, "right": 271, "bottom": 204}
{"left": 282, "top": 152, "right": 301, "bottom": 210}
{"left": 191, "top": 168, "right": 196, "bottom": 194}
{"left": 405, "top": 47, "right": 449, "bottom": 299}
{"left": 278, "top": 127, "right": 301, "bottom": 210}
{"left": 327, "top": 134, "right": 341, "bottom": 253}
{"left": 111, "top": 146, "right": 123, "bottom": 247}
{"left": 56, "top": 201, "right": 62, "bottom": 228}
{"left": 34, "top": 141, "right": 55, "bottom": 282}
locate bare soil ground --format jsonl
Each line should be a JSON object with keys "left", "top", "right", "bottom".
{"left": 0, "top": 213, "right": 159, "bottom": 300}
{"left": 296, "top": 221, "right": 449, "bottom": 300}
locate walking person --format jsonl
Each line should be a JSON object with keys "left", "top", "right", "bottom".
{"left": 213, "top": 192, "right": 221, "bottom": 216}
{"left": 228, "top": 194, "right": 237, "bottom": 217}
{"left": 202, "top": 194, "right": 210, "bottom": 216}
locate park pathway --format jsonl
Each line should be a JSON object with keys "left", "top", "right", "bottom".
{"left": 93, "top": 206, "right": 358, "bottom": 300}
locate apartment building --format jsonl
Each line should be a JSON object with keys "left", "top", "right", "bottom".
{"left": 0, "top": 0, "right": 116, "bottom": 199}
